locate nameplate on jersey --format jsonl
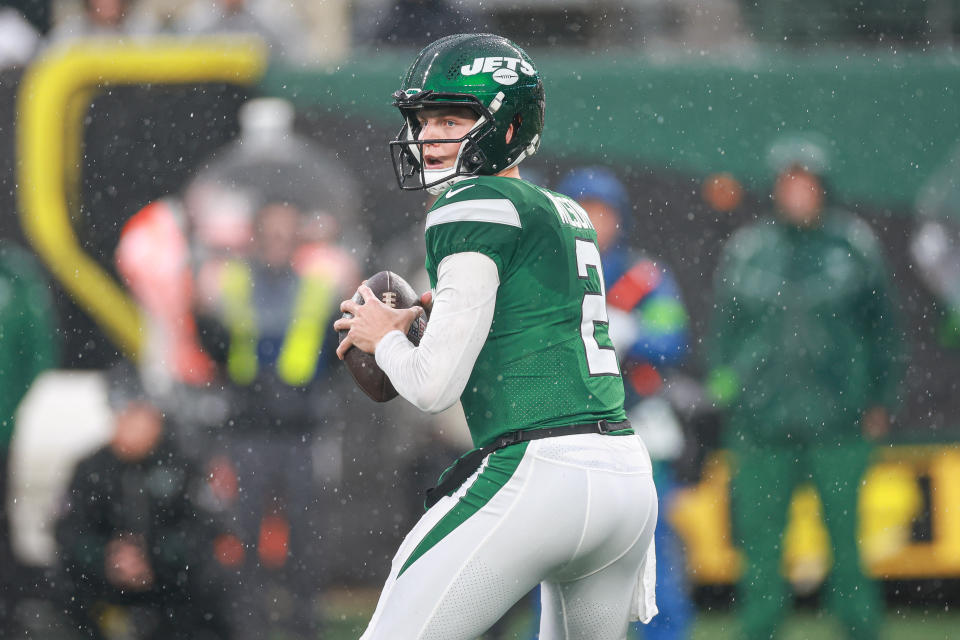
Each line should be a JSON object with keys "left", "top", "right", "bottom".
{"left": 426, "top": 199, "right": 522, "bottom": 230}
{"left": 540, "top": 189, "right": 593, "bottom": 230}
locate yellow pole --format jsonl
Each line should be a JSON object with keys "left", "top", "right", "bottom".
{"left": 16, "top": 38, "right": 268, "bottom": 359}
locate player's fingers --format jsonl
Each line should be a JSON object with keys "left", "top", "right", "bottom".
{"left": 340, "top": 299, "right": 358, "bottom": 314}
{"left": 420, "top": 290, "right": 433, "bottom": 311}
{"left": 336, "top": 333, "right": 354, "bottom": 360}
{"left": 357, "top": 284, "right": 377, "bottom": 304}
{"left": 332, "top": 316, "right": 352, "bottom": 332}
{"left": 401, "top": 306, "right": 423, "bottom": 326}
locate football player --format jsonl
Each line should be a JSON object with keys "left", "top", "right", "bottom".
{"left": 334, "top": 33, "right": 658, "bottom": 640}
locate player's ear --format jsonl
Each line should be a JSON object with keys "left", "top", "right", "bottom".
{"left": 506, "top": 114, "right": 522, "bottom": 144}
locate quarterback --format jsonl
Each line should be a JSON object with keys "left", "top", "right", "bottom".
{"left": 334, "top": 34, "right": 658, "bottom": 640}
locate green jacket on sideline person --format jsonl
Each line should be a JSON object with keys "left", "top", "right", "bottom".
{"left": 707, "top": 209, "right": 904, "bottom": 445}
{"left": 0, "top": 241, "right": 58, "bottom": 450}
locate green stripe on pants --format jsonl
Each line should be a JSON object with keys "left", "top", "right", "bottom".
{"left": 398, "top": 443, "right": 529, "bottom": 578}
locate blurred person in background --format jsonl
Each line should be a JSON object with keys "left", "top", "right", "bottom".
{"left": 706, "top": 133, "right": 904, "bottom": 640}
{"left": 910, "top": 138, "right": 960, "bottom": 349}
{"left": 47, "top": 0, "right": 157, "bottom": 43}
{"left": 190, "top": 199, "right": 348, "bottom": 639}
{"left": 359, "top": 0, "right": 482, "bottom": 48}
{"left": 174, "top": 0, "right": 306, "bottom": 61}
{"left": 54, "top": 365, "right": 227, "bottom": 640}
{"left": 0, "top": 241, "right": 59, "bottom": 633}
{"left": 558, "top": 167, "right": 694, "bottom": 640}
{"left": 114, "top": 97, "right": 363, "bottom": 637}
{"left": 115, "top": 98, "right": 362, "bottom": 401}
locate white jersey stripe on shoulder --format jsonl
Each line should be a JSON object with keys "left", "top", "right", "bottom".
{"left": 426, "top": 199, "right": 521, "bottom": 230}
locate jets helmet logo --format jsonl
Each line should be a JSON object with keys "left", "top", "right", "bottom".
{"left": 460, "top": 57, "right": 535, "bottom": 80}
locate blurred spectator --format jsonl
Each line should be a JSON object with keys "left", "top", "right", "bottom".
{"left": 115, "top": 97, "right": 363, "bottom": 402}
{"left": 54, "top": 366, "right": 227, "bottom": 640}
{"left": 190, "top": 200, "right": 349, "bottom": 639}
{"left": 0, "top": 5, "right": 40, "bottom": 68}
{"left": 174, "top": 0, "right": 307, "bottom": 61}
{"left": 113, "top": 96, "right": 362, "bottom": 635}
{"left": 47, "top": 0, "right": 157, "bottom": 43}
{"left": 359, "top": 0, "right": 482, "bottom": 47}
{"left": 706, "top": 133, "right": 904, "bottom": 639}
{"left": 0, "top": 241, "right": 59, "bottom": 632}
{"left": 739, "top": 0, "right": 942, "bottom": 48}
{"left": 911, "top": 138, "right": 960, "bottom": 348}
{"left": 557, "top": 167, "right": 694, "bottom": 640}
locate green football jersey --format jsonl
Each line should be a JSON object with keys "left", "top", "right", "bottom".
{"left": 424, "top": 176, "right": 627, "bottom": 447}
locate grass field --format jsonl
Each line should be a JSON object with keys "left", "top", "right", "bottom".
{"left": 692, "top": 610, "right": 958, "bottom": 640}
{"left": 322, "top": 604, "right": 959, "bottom": 639}
{"left": 19, "top": 583, "right": 955, "bottom": 638}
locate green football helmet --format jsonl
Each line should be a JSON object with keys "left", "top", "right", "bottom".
{"left": 390, "top": 33, "right": 545, "bottom": 195}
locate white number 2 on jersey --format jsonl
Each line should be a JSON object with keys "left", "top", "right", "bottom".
{"left": 575, "top": 238, "right": 620, "bottom": 376}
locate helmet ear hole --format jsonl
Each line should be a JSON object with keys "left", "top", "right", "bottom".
{"left": 460, "top": 141, "right": 486, "bottom": 173}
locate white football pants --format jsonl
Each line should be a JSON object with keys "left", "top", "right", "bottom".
{"left": 361, "top": 432, "right": 659, "bottom": 640}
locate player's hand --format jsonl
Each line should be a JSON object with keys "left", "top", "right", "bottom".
{"left": 334, "top": 284, "right": 423, "bottom": 358}
{"left": 862, "top": 406, "right": 890, "bottom": 440}
{"left": 420, "top": 290, "right": 434, "bottom": 317}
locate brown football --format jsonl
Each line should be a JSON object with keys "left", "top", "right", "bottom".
{"left": 338, "top": 271, "right": 426, "bottom": 402}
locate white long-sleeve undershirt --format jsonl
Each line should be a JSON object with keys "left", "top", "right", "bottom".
{"left": 374, "top": 251, "right": 499, "bottom": 414}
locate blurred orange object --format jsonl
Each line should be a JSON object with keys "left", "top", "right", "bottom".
{"left": 115, "top": 200, "right": 215, "bottom": 384}
{"left": 214, "top": 533, "right": 245, "bottom": 568}
{"left": 702, "top": 172, "right": 743, "bottom": 212}
{"left": 258, "top": 514, "right": 290, "bottom": 569}
{"left": 627, "top": 362, "right": 663, "bottom": 397}
{"left": 607, "top": 260, "right": 660, "bottom": 312}
{"left": 207, "top": 455, "right": 239, "bottom": 504}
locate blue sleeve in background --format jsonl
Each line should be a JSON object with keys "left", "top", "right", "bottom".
{"left": 614, "top": 260, "right": 690, "bottom": 367}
